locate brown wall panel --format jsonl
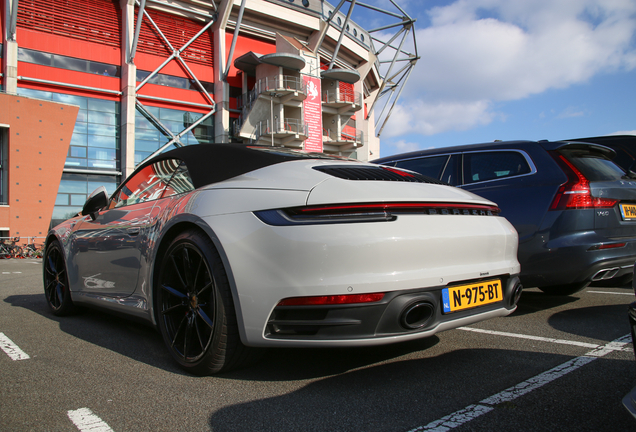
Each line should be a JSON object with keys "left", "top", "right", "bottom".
{"left": 0, "top": 93, "right": 78, "bottom": 238}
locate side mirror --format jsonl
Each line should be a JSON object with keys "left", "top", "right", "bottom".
{"left": 82, "top": 186, "right": 109, "bottom": 220}
{"left": 629, "top": 161, "right": 636, "bottom": 179}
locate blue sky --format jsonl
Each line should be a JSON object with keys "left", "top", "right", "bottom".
{"left": 352, "top": 0, "right": 636, "bottom": 157}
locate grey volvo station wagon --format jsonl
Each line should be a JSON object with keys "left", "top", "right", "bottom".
{"left": 374, "top": 140, "right": 636, "bottom": 295}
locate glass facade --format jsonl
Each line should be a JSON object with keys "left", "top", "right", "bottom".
{"left": 18, "top": 47, "right": 120, "bottom": 77}
{"left": 135, "top": 106, "right": 214, "bottom": 165}
{"left": 52, "top": 173, "right": 119, "bottom": 227}
{"left": 16, "top": 87, "right": 121, "bottom": 228}
{"left": 0, "top": 127, "right": 5, "bottom": 205}
{"left": 17, "top": 88, "right": 121, "bottom": 171}
{"left": 15, "top": 88, "right": 214, "bottom": 229}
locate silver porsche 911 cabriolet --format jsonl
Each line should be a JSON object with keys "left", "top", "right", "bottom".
{"left": 44, "top": 144, "right": 521, "bottom": 375}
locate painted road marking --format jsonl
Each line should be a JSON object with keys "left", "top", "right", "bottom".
{"left": 407, "top": 334, "right": 631, "bottom": 432}
{"left": 68, "top": 408, "right": 114, "bottom": 432}
{"left": 458, "top": 326, "right": 632, "bottom": 351}
{"left": 0, "top": 332, "right": 30, "bottom": 360}
{"left": 587, "top": 290, "right": 634, "bottom": 296}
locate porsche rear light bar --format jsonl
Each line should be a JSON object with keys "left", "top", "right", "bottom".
{"left": 255, "top": 202, "right": 501, "bottom": 226}
{"left": 550, "top": 154, "right": 619, "bottom": 210}
{"left": 277, "top": 293, "right": 386, "bottom": 306}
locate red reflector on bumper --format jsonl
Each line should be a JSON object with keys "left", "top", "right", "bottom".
{"left": 588, "top": 242, "right": 627, "bottom": 251}
{"left": 277, "top": 293, "right": 385, "bottom": 306}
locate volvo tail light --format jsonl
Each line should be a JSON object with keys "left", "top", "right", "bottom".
{"left": 550, "top": 154, "right": 618, "bottom": 210}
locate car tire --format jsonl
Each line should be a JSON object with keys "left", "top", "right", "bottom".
{"left": 43, "top": 240, "right": 76, "bottom": 316}
{"left": 156, "top": 229, "right": 260, "bottom": 375}
{"left": 538, "top": 281, "right": 589, "bottom": 296}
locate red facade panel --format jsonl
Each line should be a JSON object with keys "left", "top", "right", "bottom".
{"left": 136, "top": 6, "right": 213, "bottom": 68}
{"left": 17, "top": 0, "right": 121, "bottom": 48}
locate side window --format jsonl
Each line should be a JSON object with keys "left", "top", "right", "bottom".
{"left": 395, "top": 155, "right": 449, "bottom": 180}
{"left": 440, "top": 154, "right": 461, "bottom": 186}
{"left": 109, "top": 158, "right": 183, "bottom": 208}
{"left": 463, "top": 151, "right": 531, "bottom": 185}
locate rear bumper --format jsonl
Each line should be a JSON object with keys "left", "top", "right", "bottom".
{"left": 519, "top": 234, "right": 636, "bottom": 288}
{"left": 266, "top": 276, "right": 522, "bottom": 343}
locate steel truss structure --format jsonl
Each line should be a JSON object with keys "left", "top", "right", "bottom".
{"left": 127, "top": 0, "right": 217, "bottom": 160}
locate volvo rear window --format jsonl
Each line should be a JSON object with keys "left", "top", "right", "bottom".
{"left": 560, "top": 150, "right": 626, "bottom": 181}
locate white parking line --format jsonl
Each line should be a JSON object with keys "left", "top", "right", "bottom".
{"left": 407, "top": 334, "right": 631, "bottom": 432}
{"left": 67, "top": 408, "right": 114, "bottom": 432}
{"left": 0, "top": 332, "right": 30, "bottom": 360}
{"left": 458, "top": 327, "right": 632, "bottom": 351}
{"left": 587, "top": 290, "right": 634, "bottom": 296}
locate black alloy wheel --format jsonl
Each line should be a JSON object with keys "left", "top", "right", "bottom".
{"left": 156, "top": 230, "right": 257, "bottom": 375}
{"left": 43, "top": 241, "right": 76, "bottom": 315}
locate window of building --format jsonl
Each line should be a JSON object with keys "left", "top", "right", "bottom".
{"left": 18, "top": 48, "right": 120, "bottom": 77}
{"left": 136, "top": 70, "right": 214, "bottom": 92}
{"left": 0, "top": 126, "right": 7, "bottom": 204}
{"left": 16, "top": 88, "right": 121, "bottom": 229}
{"left": 17, "top": 88, "right": 121, "bottom": 171}
{"left": 52, "top": 173, "right": 119, "bottom": 228}
{"left": 135, "top": 106, "right": 214, "bottom": 165}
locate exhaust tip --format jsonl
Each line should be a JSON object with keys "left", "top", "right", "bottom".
{"left": 400, "top": 301, "right": 434, "bottom": 330}
{"left": 512, "top": 282, "right": 523, "bottom": 307}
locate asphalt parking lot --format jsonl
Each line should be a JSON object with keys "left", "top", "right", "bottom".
{"left": 1, "top": 258, "right": 635, "bottom": 432}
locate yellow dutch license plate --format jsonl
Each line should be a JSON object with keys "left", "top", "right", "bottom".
{"left": 620, "top": 204, "right": 636, "bottom": 220}
{"left": 442, "top": 279, "right": 503, "bottom": 313}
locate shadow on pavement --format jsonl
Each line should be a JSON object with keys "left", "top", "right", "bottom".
{"left": 207, "top": 348, "right": 634, "bottom": 432}
{"left": 511, "top": 289, "right": 581, "bottom": 317}
{"left": 3, "top": 293, "right": 443, "bottom": 381}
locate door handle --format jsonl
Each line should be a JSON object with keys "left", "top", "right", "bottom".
{"left": 127, "top": 227, "right": 141, "bottom": 236}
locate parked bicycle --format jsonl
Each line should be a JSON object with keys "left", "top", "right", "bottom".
{"left": 0, "top": 238, "right": 23, "bottom": 259}
{"left": 21, "top": 240, "right": 44, "bottom": 258}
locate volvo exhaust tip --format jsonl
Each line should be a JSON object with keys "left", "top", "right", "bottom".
{"left": 400, "top": 301, "right": 434, "bottom": 330}
{"left": 591, "top": 267, "right": 620, "bottom": 281}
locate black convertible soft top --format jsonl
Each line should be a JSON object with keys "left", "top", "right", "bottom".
{"left": 137, "top": 144, "right": 348, "bottom": 189}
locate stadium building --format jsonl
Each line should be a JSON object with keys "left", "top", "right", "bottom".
{"left": 0, "top": 0, "right": 417, "bottom": 238}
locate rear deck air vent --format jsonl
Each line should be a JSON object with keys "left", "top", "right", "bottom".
{"left": 313, "top": 165, "right": 447, "bottom": 185}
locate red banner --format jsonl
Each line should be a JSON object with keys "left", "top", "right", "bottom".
{"left": 303, "top": 75, "right": 323, "bottom": 153}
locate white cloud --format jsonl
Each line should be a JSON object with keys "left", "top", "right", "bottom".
{"left": 556, "top": 106, "right": 588, "bottom": 119}
{"left": 609, "top": 130, "right": 636, "bottom": 135}
{"left": 381, "top": 99, "right": 498, "bottom": 137}
{"left": 381, "top": 140, "right": 422, "bottom": 156}
{"left": 383, "top": 0, "right": 636, "bottom": 136}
